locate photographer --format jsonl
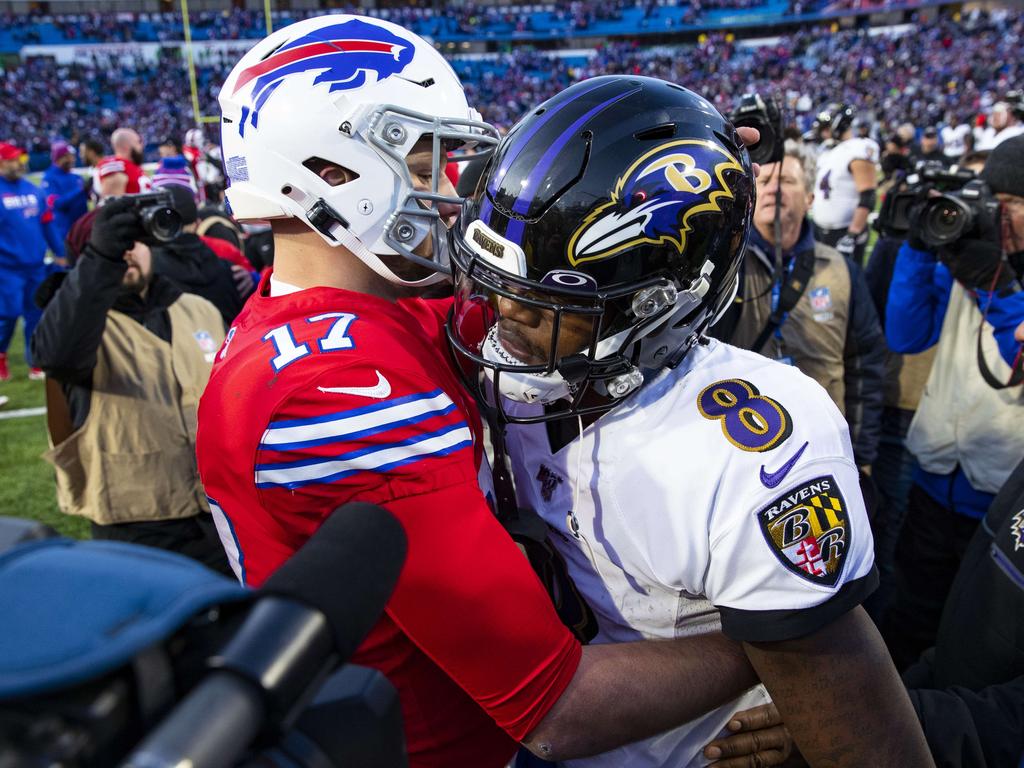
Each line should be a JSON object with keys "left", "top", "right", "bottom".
{"left": 881, "top": 135, "right": 1024, "bottom": 671}
{"left": 715, "top": 140, "right": 886, "bottom": 473}
{"left": 31, "top": 196, "right": 230, "bottom": 575}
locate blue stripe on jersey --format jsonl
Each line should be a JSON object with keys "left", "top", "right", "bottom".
{"left": 263, "top": 401, "right": 458, "bottom": 452}
{"left": 266, "top": 389, "right": 446, "bottom": 429}
{"left": 255, "top": 421, "right": 473, "bottom": 489}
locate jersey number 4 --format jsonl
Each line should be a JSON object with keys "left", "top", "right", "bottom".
{"left": 262, "top": 313, "right": 359, "bottom": 372}
{"left": 818, "top": 170, "right": 831, "bottom": 200}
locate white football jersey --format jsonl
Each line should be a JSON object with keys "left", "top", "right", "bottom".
{"left": 811, "top": 137, "right": 879, "bottom": 230}
{"left": 505, "top": 339, "right": 876, "bottom": 768}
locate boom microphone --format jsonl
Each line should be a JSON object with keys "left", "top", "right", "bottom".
{"left": 121, "top": 502, "right": 407, "bottom": 768}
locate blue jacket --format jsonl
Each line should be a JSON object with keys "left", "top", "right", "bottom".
{"left": 41, "top": 164, "right": 88, "bottom": 242}
{"left": 886, "top": 242, "right": 1024, "bottom": 518}
{"left": 0, "top": 176, "right": 64, "bottom": 270}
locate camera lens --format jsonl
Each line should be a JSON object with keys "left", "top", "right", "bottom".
{"left": 140, "top": 206, "right": 182, "bottom": 243}
{"left": 921, "top": 196, "right": 973, "bottom": 248}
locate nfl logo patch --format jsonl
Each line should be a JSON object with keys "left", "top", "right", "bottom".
{"left": 193, "top": 330, "right": 218, "bottom": 354}
{"left": 809, "top": 286, "right": 832, "bottom": 312}
{"left": 757, "top": 475, "right": 850, "bottom": 587}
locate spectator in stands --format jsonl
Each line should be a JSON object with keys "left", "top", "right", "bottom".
{"left": 0, "top": 141, "right": 64, "bottom": 382}
{"left": 41, "top": 141, "right": 88, "bottom": 245}
{"left": 881, "top": 135, "right": 1024, "bottom": 671}
{"left": 96, "top": 127, "right": 151, "bottom": 199}
{"left": 714, "top": 141, "right": 886, "bottom": 473}
{"left": 147, "top": 182, "right": 245, "bottom": 325}
{"left": 31, "top": 199, "right": 230, "bottom": 575}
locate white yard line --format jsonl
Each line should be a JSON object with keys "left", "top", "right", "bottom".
{"left": 0, "top": 407, "right": 46, "bottom": 420}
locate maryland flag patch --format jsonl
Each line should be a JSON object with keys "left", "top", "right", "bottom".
{"left": 757, "top": 475, "right": 849, "bottom": 587}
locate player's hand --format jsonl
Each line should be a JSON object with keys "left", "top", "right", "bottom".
{"left": 703, "top": 702, "right": 804, "bottom": 767}
{"left": 736, "top": 126, "right": 762, "bottom": 178}
{"left": 231, "top": 264, "right": 255, "bottom": 298}
{"left": 836, "top": 230, "right": 868, "bottom": 260}
{"left": 88, "top": 197, "right": 145, "bottom": 261}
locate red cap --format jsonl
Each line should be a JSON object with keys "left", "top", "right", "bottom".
{"left": 0, "top": 142, "right": 24, "bottom": 161}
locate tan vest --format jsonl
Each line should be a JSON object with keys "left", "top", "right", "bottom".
{"left": 731, "top": 242, "right": 851, "bottom": 412}
{"left": 882, "top": 347, "right": 937, "bottom": 412}
{"left": 42, "top": 294, "right": 225, "bottom": 524}
{"left": 905, "top": 281, "right": 1024, "bottom": 493}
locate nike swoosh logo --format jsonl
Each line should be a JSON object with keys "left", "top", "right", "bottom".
{"left": 759, "top": 441, "right": 809, "bottom": 488}
{"left": 317, "top": 371, "right": 392, "bottom": 399}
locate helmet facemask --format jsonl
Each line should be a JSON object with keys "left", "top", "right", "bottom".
{"left": 447, "top": 225, "right": 726, "bottom": 425}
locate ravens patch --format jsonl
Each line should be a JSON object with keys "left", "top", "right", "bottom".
{"left": 757, "top": 475, "right": 849, "bottom": 587}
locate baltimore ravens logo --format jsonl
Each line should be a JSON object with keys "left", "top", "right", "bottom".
{"left": 232, "top": 18, "right": 415, "bottom": 133}
{"left": 566, "top": 139, "right": 743, "bottom": 267}
{"left": 757, "top": 475, "right": 850, "bottom": 587}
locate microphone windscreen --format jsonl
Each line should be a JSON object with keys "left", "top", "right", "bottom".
{"left": 262, "top": 503, "right": 407, "bottom": 662}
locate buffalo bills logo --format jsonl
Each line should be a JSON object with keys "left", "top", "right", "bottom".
{"left": 232, "top": 18, "right": 415, "bottom": 134}
{"left": 566, "top": 139, "right": 743, "bottom": 267}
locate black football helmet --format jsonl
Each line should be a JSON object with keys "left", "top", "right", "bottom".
{"left": 446, "top": 75, "right": 755, "bottom": 424}
{"left": 826, "top": 103, "right": 856, "bottom": 139}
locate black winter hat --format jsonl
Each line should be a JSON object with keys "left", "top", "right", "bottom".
{"left": 980, "top": 135, "right": 1024, "bottom": 198}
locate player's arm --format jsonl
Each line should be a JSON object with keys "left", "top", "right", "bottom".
{"left": 743, "top": 606, "right": 934, "bottom": 767}
{"left": 97, "top": 158, "right": 129, "bottom": 199}
{"left": 847, "top": 158, "right": 877, "bottom": 236}
{"left": 523, "top": 631, "right": 758, "bottom": 760}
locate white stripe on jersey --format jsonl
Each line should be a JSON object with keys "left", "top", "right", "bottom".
{"left": 259, "top": 389, "right": 457, "bottom": 450}
{"left": 208, "top": 497, "right": 245, "bottom": 584}
{"left": 254, "top": 422, "right": 472, "bottom": 488}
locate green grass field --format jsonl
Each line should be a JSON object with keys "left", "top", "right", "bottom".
{"left": 0, "top": 325, "right": 89, "bottom": 539}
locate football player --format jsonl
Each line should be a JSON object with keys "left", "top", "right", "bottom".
{"left": 198, "top": 16, "right": 776, "bottom": 768}
{"left": 811, "top": 103, "right": 879, "bottom": 263}
{"left": 447, "top": 76, "right": 934, "bottom": 767}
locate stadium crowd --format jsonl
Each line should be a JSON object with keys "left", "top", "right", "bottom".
{"left": 1, "top": 9, "right": 1020, "bottom": 161}
{"left": 1, "top": 4, "right": 1023, "bottom": 767}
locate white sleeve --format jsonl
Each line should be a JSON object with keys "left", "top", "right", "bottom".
{"left": 850, "top": 139, "right": 879, "bottom": 164}
{"left": 705, "top": 458, "right": 877, "bottom": 642}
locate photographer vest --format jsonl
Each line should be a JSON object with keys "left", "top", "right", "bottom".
{"left": 906, "top": 281, "right": 1024, "bottom": 494}
{"left": 43, "top": 294, "right": 224, "bottom": 525}
{"left": 732, "top": 241, "right": 851, "bottom": 413}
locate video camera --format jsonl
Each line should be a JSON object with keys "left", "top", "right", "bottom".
{"left": 730, "top": 93, "right": 784, "bottom": 166}
{"left": 875, "top": 160, "right": 978, "bottom": 241}
{"left": 0, "top": 504, "right": 408, "bottom": 768}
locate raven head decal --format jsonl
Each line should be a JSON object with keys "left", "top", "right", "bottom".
{"left": 566, "top": 139, "right": 743, "bottom": 267}
{"left": 232, "top": 18, "right": 415, "bottom": 134}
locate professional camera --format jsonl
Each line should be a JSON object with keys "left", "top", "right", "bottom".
{"left": 916, "top": 178, "right": 1002, "bottom": 250}
{"left": 730, "top": 93, "right": 784, "bottom": 165}
{"left": 875, "top": 161, "right": 976, "bottom": 239}
{"left": 122, "top": 190, "right": 183, "bottom": 243}
{"left": 0, "top": 504, "right": 408, "bottom": 768}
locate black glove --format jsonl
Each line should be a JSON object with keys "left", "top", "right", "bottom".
{"left": 836, "top": 230, "right": 868, "bottom": 260}
{"left": 87, "top": 197, "right": 145, "bottom": 261}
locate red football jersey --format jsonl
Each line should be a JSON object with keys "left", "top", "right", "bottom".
{"left": 196, "top": 273, "right": 580, "bottom": 767}
{"left": 96, "top": 155, "right": 151, "bottom": 194}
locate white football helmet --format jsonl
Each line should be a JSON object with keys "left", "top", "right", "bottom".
{"left": 218, "top": 14, "right": 499, "bottom": 286}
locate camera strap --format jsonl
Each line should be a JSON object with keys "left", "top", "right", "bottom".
{"left": 976, "top": 319, "right": 1024, "bottom": 389}
{"left": 753, "top": 246, "right": 817, "bottom": 351}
